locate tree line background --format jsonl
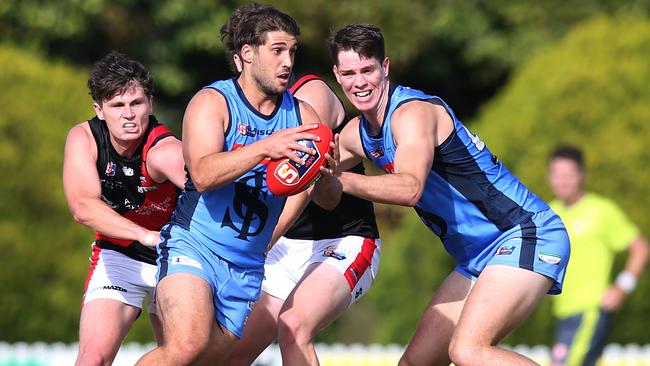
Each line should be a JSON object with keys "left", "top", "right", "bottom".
{"left": 1, "top": 0, "right": 650, "bottom": 346}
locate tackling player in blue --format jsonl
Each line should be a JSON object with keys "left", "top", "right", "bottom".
{"left": 325, "top": 23, "right": 571, "bottom": 366}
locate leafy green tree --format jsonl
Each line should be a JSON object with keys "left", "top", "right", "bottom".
{"left": 4, "top": 0, "right": 649, "bottom": 118}
{"left": 473, "top": 15, "right": 650, "bottom": 345}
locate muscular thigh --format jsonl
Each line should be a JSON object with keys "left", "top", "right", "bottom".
{"left": 454, "top": 265, "right": 552, "bottom": 345}
{"left": 156, "top": 273, "right": 215, "bottom": 342}
{"left": 401, "top": 271, "right": 473, "bottom": 366}
{"left": 157, "top": 225, "right": 264, "bottom": 339}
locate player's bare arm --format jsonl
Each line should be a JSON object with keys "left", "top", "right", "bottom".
{"left": 183, "top": 88, "right": 321, "bottom": 192}
{"left": 63, "top": 123, "right": 156, "bottom": 246}
{"left": 297, "top": 100, "right": 342, "bottom": 210}
{"left": 146, "top": 136, "right": 187, "bottom": 189}
{"left": 294, "top": 79, "right": 345, "bottom": 131}
{"left": 269, "top": 190, "right": 311, "bottom": 249}
{"left": 332, "top": 117, "right": 365, "bottom": 172}
{"left": 338, "top": 102, "right": 440, "bottom": 206}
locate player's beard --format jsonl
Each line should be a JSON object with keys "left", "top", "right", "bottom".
{"left": 251, "top": 62, "right": 285, "bottom": 96}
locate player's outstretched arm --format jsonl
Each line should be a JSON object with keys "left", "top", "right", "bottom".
{"left": 183, "top": 89, "right": 323, "bottom": 192}
{"left": 337, "top": 102, "right": 438, "bottom": 206}
{"left": 62, "top": 123, "right": 158, "bottom": 247}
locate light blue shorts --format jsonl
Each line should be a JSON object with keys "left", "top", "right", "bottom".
{"left": 455, "top": 209, "right": 570, "bottom": 294}
{"left": 156, "top": 224, "right": 263, "bottom": 338}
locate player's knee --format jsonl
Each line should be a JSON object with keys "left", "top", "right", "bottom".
{"left": 161, "top": 339, "right": 208, "bottom": 365}
{"left": 277, "top": 310, "right": 313, "bottom": 346}
{"left": 448, "top": 338, "right": 482, "bottom": 366}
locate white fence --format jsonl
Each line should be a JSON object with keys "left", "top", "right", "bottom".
{"left": 2, "top": 342, "right": 650, "bottom": 365}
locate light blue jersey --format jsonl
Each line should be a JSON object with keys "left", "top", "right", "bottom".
{"left": 156, "top": 78, "right": 303, "bottom": 337}
{"left": 359, "top": 84, "right": 569, "bottom": 293}
{"left": 164, "top": 78, "right": 302, "bottom": 269}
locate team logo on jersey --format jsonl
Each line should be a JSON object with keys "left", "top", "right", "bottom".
{"left": 222, "top": 171, "right": 269, "bottom": 241}
{"left": 238, "top": 123, "right": 274, "bottom": 137}
{"left": 122, "top": 166, "right": 134, "bottom": 176}
{"left": 495, "top": 244, "right": 516, "bottom": 256}
{"left": 538, "top": 252, "right": 562, "bottom": 265}
{"left": 105, "top": 162, "right": 117, "bottom": 176}
{"left": 370, "top": 146, "right": 384, "bottom": 158}
{"left": 323, "top": 246, "right": 346, "bottom": 260}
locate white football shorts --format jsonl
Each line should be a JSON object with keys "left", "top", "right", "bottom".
{"left": 262, "top": 235, "right": 381, "bottom": 306}
{"left": 82, "top": 243, "right": 158, "bottom": 314}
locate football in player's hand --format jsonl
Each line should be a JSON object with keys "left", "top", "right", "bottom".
{"left": 267, "top": 123, "right": 333, "bottom": 196}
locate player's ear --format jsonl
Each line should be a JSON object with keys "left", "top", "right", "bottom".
{"left": 148, "top": 95, "right": 154, "bottom": 113}
{"left": 333, "top": 64, "right": 341, "bottom": 84}
{"left": 240, "top": 44, "right": 254, "bottom": 65}
{"left": 93, "top": 102, "right": 104, "bottom": 120}
{"left": 233, "top": 54, "right": 243, "bottom": 73}
{"left": 382, "top": 57, "right": 390, "bottom": 78}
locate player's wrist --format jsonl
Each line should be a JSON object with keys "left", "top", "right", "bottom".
{"left": 143, "top": 230, "right": 159, "bottom": 247}
{"left": 615, "top": 270, "right": 637, "bottom": 294}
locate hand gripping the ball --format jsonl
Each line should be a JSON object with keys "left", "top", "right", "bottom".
{"left": 266, "top": 123, "right": 334, "bottom": 196}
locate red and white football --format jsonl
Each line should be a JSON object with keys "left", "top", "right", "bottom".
{"left": 266, "top": 123, "right": 334, "bottom": 196}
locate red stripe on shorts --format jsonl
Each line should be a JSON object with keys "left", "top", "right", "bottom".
{"left": 81, "top": 243, "right": 102, "bottom": 308}
{"left": 344, "top": 237, "right": 377, "bottom": 290}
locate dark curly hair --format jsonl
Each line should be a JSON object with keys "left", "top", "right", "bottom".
{"left": 87, "top": 51, "right": 154, "bottom": 103}
{"left": 220, "top": 3, "right": 300, "bottom": 74}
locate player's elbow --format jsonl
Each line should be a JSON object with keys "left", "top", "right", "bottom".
{"left": 190, "top": 171, "right": 217, "bottom": 193}
{"left": 402, "top": 180, "right": 423, "bottom": 207}
{"left": 69, "top": 200, "right": 93, "bottom": 226}
{"left": 403, "top": 191, "right": 422, "bottom": 207}
{"left": 192, "top": 177, "right": 210, "bottom": 193}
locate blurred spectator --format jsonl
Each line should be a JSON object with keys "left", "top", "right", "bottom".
{"left": 548, "top": 145, "right": 649, "bottom": 366}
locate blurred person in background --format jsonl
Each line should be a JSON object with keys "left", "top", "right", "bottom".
{"left": 325, "top": 23, "right": 571, "bottom": 366}
{"left": 548, "top": 145, "right": 649, "bottom": 366}
{"left": 62, "top": 51, "right": 186, "bottom": 366}
{"left": 225, "top": 73, "right": 380, "bottom": 365}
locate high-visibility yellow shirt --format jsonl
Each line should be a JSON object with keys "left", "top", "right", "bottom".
{"left": 550, "top": 193, "right": 639, "bottom": 317}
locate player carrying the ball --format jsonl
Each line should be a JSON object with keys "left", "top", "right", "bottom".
{"left": 136, "top": 4, "right": 333, "bottom": 365}
{"left": 324, "top": 23, "right": 571, "bottom": 365}
{"left": 226, "top": 72, "right": 381, "bottom": 365}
